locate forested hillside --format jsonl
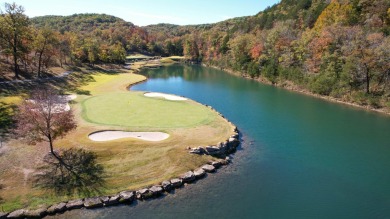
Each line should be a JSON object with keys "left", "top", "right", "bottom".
{"left": 1, "top": 0, "right": 389, "bottom": 109}
{"left": 147, "top": 0, "right": 390, "bottom": 108}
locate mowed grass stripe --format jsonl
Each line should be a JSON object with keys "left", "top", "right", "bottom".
{"left": 82, "top": 92, "right": 215, "bottom": 129}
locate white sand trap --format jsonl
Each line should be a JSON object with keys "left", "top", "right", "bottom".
{"left": 89, "top": 131, "right": 169, "bottom": 142}
{"left": 60, "top": 94, "right": 77, "bottom": 102}
{"left": 144, "top": 92, "right": 187, "bottom": 101}
{"left": 28, "top": 94, "right": 77, "bottom": 113}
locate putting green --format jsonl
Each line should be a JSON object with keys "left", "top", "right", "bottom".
{"left": 82, "top": 92, "right": 216, "bottom": 128}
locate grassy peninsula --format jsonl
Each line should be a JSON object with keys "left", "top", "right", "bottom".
{"left": 0, "top": 63, "right": 234, "bottom": 212}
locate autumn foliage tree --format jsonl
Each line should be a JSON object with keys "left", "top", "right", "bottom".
{"left": 15, "top": 88, "right": 105, "bottom": 193}
{"left": 15, "top": 88, "right": 76, "bottom": 159}
{"left": 33, "top": 28, "right": 58, "bottom": 77}
{"left": 0, "top": 3, "right": 31, "bottom": 78}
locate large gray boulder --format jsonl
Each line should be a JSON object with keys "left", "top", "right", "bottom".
{"left": 170, "top": 178, "right": 182, "bottom": 188}
{"left": 218, "top": 142, "right": 228, "bottom": 154}
{"left": 161, "top": 180, "right": 172, "bottom": 191}
{"left": 107, "top": 195, "right": 121, "bottom": 205}
{"left": 198, "top": 147, "right": 206, "bottom": 154}
{"left": 181, "top": 171, "right": 196, "bottom": 183}
{"left": 47, "top": 202, "right": 67, "bottom": 214}
{"left": 136, "top": 188, "right": 153, "bottom": 199}
{"left": 205, "top": 146, "right": 220, "bottom": 153}
{"left": 66, "top": 199, "right": 84, "bottom": 210}
{"left": 193, "top": 168, "right": 206, "bottom": 178}
{"left": 228, "top": 137, "right": 240, "bottom": 149}
{"left": 220, "top": 159, "right": 229, "bottom": 165}
{"left": 231, "top": 133, "right": 239, "bottom": 139}
{"left": 84, "top": 197, "right": 103, "bottom": 209}
{"left": 6, "top": 209, "right": 25, "bottom": 218}
{"left": 189, "top": 147, "right": 206, "bottom": 155}
{"left": 0, "top": 212, "right": 8, "bottom": 219}
{"left": 149, "top": 185, "right": 164, "bottom": 196}
{"left": 24, "top": 208, "right": 47, "bottom": 218}
{"left": 201, "top": 164, "right": 216, "bottom": 173}
{"left": 189, "top": 148, "right": 202, "bottom": 155}
{"left": 205, "top": 146, "right": 224, "bottom": 156}
{"left": 99, "top": 196, "right": 110, "bottom": 205}
{"left": 211, "top": 161, "right": 222, "bottom": 168}
{"left": 119, "top": 191, "right": 135, "bottom": 203}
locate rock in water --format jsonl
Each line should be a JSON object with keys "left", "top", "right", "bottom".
{"left": 170, "top": 178, "right": 183, "bottom": 188}
{"left": 47, "top": 202, "right": 67, "bottom": 214}
{"left": 119, "top": 191, "right": 135, "bottom": 203}
{"left": 84, "top": 197, "right": 103, "bottom": 209}
{"left": 231, "top": 133, "right": 239, "bottom": 139}
{"left": 162, "top": 180, "right": 172, "bottom": 191}
{"left": 149, "top": 185, "right": 164, "bottom": 196}
{"left": 136, "top": 188, "right": 153, "bottom": 199}
{"left": 24, "top": 208, "right": 47, "bottom": 218}
{"left": 107, "top": 195, "right": 121, "bottom": 205}
{"left": 0, "top": 212, "right": 8, "bottom": 219}
{"left": 201, "top": 164, "right": 216, "bottom": 172}
{"left": 100, "top": 196, "right": 110, "bottom": 205}
{"left": 194, "top": 168, "right": 206, "bottom": 178}
{"left": 211, "top": 161, "right": 222, "bottom": 168}
{"left": 66, "top": 199, "right": 84, "bottom": 210}
{"left": 181, "top": 171, "right": 196, "bottom": 183}
{"left": 6, "top": 209, "right": 26, "bottom": 218}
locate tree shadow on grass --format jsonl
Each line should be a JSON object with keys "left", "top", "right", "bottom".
{"left": 34, "top": 148, "right": 106, "bottom": 196}
{"left": 0, "top": 102, "right": 17, "bottom": 147}
{"left": 0, "top": 184, "right": 3, "bottom": 204}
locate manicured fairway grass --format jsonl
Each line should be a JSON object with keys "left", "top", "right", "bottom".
{"left": 79, "top": 72, "right": 146, "bottom": 95}
{"left": 82, "top": 92, "right": 215, "bottom": 129}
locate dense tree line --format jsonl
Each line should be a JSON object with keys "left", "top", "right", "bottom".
{"left": 148, "top": 0, "right": 390, "bottom": 108}
{"left": 0, "top": 4, "right": 141, "bottom": 79}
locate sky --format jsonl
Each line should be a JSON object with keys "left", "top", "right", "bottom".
{"left": 5, "top": 0, "right": 280, "bottom": 26}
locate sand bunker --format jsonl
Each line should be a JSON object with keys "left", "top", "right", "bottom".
{"left": 89, "top": 131, "right": 169, "bottom": 142}
{"left": 144, "top": 92, "right": 187, "bottom": 101}
{"left": 28, "top": 94, "right": 77, "bottom": 113}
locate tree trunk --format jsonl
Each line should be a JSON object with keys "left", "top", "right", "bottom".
{"left": 38, "top": 52, "right": 43, "bottom": 78}
{"left": 48, "top": 134, "right": 55, "bottom": 156}
{"left": 13, "top": 47, "right": 18, "bottom": 79}
{"left": 59, "top": 54, "right": 63, "bottom": 68}
{"left": 13, "top": 31, "right": 19, "bottom": 79}
{"left": 48, "top": 133, "right": 78, "bottom": 179}
{"left": 365, "top": 69, "right": 370, "bottom": 94}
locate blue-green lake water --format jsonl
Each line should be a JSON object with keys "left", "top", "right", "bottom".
{"left": 55, "top": 64, "right": 390, "bottom": 218}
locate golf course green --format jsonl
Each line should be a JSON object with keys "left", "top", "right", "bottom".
{"left": 82, "top": 92, "right": 215, "bottom": 129}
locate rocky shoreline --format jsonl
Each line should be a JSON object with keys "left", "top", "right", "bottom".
{"left": 0, "top": 93, "right": 241, "bottom": 219}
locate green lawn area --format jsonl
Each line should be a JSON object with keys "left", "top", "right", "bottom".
{"left": 82, "top": 92, "right": 215, "bottom": 129}
{"left": 126, "top": 54, "right": 152, "bottom": 60}
{"left": 79, "top": 72, "right": 146, "bottom": 95}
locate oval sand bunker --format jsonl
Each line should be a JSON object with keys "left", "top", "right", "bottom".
{"left": 89, "top": 131, "right": 169, "bottom": 142}
{"left": 144, "top": 92, "right": 187, "bottom": 101}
